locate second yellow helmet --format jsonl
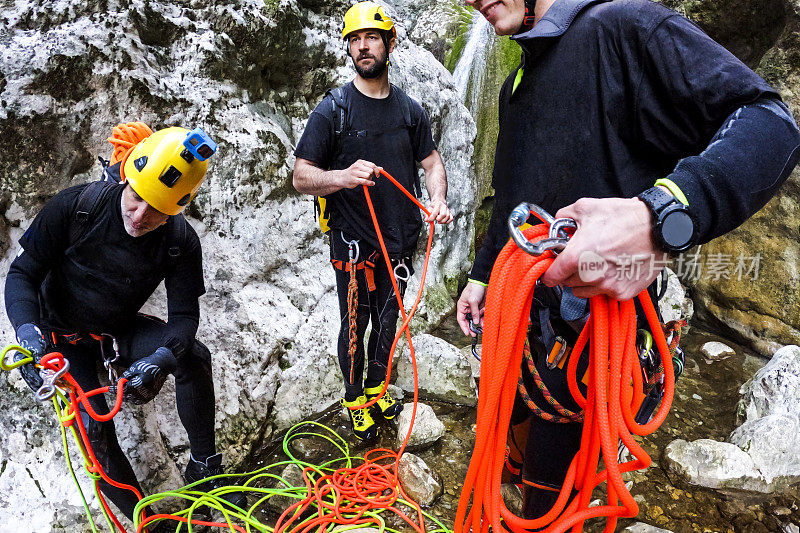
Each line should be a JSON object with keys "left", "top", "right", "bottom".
{"left": 342, "top": 1, "right": 396, "bottom": 40}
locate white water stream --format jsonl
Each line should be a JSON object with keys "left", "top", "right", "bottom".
{"left": 451, "top": 11, "right": 493, "bottom": 115}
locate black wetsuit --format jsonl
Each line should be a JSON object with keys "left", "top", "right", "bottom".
{"left": 5, "top": 180, "right": 215, "bottom": 519}
{"left": 468, "top": 0, "right": 800, "bottom": 518}
{"left": 295, "top": 82, "right": 436, "bottom": 399}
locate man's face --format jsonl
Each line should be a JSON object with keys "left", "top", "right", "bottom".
{"left": 347, "top": 29, "right": 393, "bottom": 79}
{"left": 120, "top": 184, "right": 169, "bottom": 237}
{"left": 466, "top": 0, "right": 526, "bottom": 36}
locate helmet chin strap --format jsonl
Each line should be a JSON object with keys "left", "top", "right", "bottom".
{"left": 519, "top": 0, "right": 537, "bottom": 32}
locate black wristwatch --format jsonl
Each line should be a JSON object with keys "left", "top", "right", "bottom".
{"left": 637, "top": 186, "right": 696, "bottom": 253}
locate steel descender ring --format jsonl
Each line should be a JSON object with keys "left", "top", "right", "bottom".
{"left": 508, "top": 203, "right": 574, "bottom": 256}
{"left": 35, "top": 358, "right": 70, "bottom": 402}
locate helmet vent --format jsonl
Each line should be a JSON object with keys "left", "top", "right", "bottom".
{"left": 134, "top": 156, "right": 148, "bottom": 171}
{"left": 374, "top": 12, "right": 383, "bottom": 20}
{"left": 159, "top": 166, "right": 182, "bottom": 187}
{"left": 177, "top": 194, "right": 191, "bottom": 206}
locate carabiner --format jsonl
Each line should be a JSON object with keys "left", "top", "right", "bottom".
{"left": 340, "top": 232, "right": 360, "bottom": 263}
{"left": 35, "top": 358, "right": 70, "bottom": 402}
{"left": 99, "top": 333, "right": 120, "bottom": 382}
{"left": 507, "top": 203, "right": 572, "bottom": 256}
{"left": 394, "top": 261, "right": 411, "bottom": 283}
{"left": 466, "top": 313, "right": 483, "bottom": 361}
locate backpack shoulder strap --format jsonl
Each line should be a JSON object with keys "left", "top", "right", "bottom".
{"left": 70, "top": 181, "right": 116, "bottom": 245}
{"left": 325, "top": 85, "right": 349, "bottom": 136}
{"left": 166, "top": 213, "right": 189, "bottom": 260}
{"left": 392, "top": 84, "right": 416, "bottom": 130}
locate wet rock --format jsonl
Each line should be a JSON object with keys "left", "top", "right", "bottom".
{"left": 394, "top": 402, "right": 445, "bottom": 450}
{"left": 701, "top": 341, "right": 736, "bottom": 362}
{"left": 397, "top": 452, "right": 443, "bottom": 506}
{"left": 622, "top": 523, "right": 674, "bottom": 533}
{"left": 658, "top": 268, "right": 693, "bottom": 325}
{"left": 729, "top": 413, "right": 800, "bottom": 491}
{"left": 500, "top": 483, "right": 523, "bottom": 516}
{"left": 737, "top": 345, "right": 800, "bottom": 424}
{"left": 266, "top": 463, "right": 305, "bottom": 513}
{"left": 396, "top": 334, "right": 477, "bottom": 406}
{"left": 664, "top": 438, "right": 769, "bottom": 492}
{"left": 460, "top": 344, "right": 481, "bottom": 379}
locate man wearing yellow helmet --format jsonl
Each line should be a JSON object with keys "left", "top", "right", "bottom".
{"left": 4, "top": 124, "right": 246, "bottom": 525}
{"left": 293, "top": 1, "right": 453, "bottom": 440}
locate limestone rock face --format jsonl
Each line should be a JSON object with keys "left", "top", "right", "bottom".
{"left": 0, "top": 0, "right": 474, "bottom": 529}
{"left": 396, "top": 333, "right": 477, "bottom": 405}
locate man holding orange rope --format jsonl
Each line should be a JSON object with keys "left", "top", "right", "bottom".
{"left": 5, "top": 124, "right": 245, "bottom": 527}
{"left": 293, "top": 2, "right": 452, "bottom": 440}
{"left": 456, "top": 0, "right": 800, "bottom": 521}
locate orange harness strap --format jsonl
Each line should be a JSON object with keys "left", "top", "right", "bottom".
{"left": 330, "top": 251, "right": 378, "bottom": 292}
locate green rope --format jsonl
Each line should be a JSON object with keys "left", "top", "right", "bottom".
{"left": 134, "top": 420, "right": 455, "bottom": 533}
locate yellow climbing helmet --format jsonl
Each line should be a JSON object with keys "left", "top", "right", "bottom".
{"left": 342, "top": 1, "right": 396, "bottom": 40}
{"left": 121, "top": 126, "right": 217, "bottom": 216}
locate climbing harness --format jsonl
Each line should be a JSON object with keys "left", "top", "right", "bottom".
{"left": 456, "top": 202, "right": 681, "bottom": 533}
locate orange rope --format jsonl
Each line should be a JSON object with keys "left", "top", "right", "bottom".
{"left": 107, "top": 122, "right": 153, "bottom": 182}
{"left": 274, "top": 169, "right": 436, "bottom": 533}
{"left": 455, "top": 223, "right": 676, "bottom": 532}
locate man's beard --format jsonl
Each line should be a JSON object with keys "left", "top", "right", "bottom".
{"left": 353, "top": 51, "right": 388, "bottom": 79}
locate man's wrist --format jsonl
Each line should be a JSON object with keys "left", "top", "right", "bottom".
{"left": 467, "top": 278, "right": 488, "bottom": 287}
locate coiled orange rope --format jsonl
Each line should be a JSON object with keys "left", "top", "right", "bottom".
{"left": 455, "top": 223, "right": 675, "bottom": 533}
{"left": 107, "top": 121, "right": 153, "bottom": 166}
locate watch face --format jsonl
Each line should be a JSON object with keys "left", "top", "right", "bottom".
{"left": 662, "top": 209, "right": 694, "bottom": 249}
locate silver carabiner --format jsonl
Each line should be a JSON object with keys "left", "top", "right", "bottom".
{"left": 394, "top": 260, "right": 410, "bottom": 283}
{"left": 99, "top": 333, "right": 120, "bottom": 382}
{"left": 35, "top": 358, "right": 70, "bottom": 402}
{"left": 340, "top": 232, "right": 360, "bottom": 263}
{"left": 549, "top": 217, "right": 577, "bottom": 240}
{"left": 507, "top": 203, "right": 572, "bottom": 256}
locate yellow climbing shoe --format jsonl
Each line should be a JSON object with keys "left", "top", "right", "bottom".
{"left": 341, "top": 395, "right": 378, "bottom": 440}
{"left": 364, "top": 382, "right": 404, "bottom": 420}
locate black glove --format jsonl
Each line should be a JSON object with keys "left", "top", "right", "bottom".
{"left": 116, "top": 347, "right": 177, "bottom": 405}
{"left": 15, "top": 323, "right": 46, "bottom": 392}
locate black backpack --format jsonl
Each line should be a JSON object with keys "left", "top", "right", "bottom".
{"left": 313, "top": 84, "right": 422, "bottom": 232}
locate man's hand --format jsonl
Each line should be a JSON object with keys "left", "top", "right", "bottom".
{"left": 117, "top": 347, "right": 177, "bottom": 405}
{"left": 15, "top": 323, "right": 46, "bottom": 392}
{"left": 456, "top": 282, "right": 487, "bottom": 336}
{"left": 337, "top": 159, "right": 380, "bottom": 189}
{"left": 424, "top": 198, "right": 453, "bottom": 224}
{"left": 541, "top": 197, "right": 663, "bottom": 300}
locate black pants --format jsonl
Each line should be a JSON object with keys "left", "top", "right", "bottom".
{"left": 44, "top": 315, "right": 216, "bottom": 520}
{"left": 330, "top": 230, "right": 410, "bottom": 401}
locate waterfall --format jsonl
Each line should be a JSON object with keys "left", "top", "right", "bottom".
{"left": 452, "top": 12, "right": 493, "bottom": 115}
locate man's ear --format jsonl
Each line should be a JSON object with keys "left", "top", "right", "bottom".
{"left": 388, "top": 35, "right": 397, "bottom": 53}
